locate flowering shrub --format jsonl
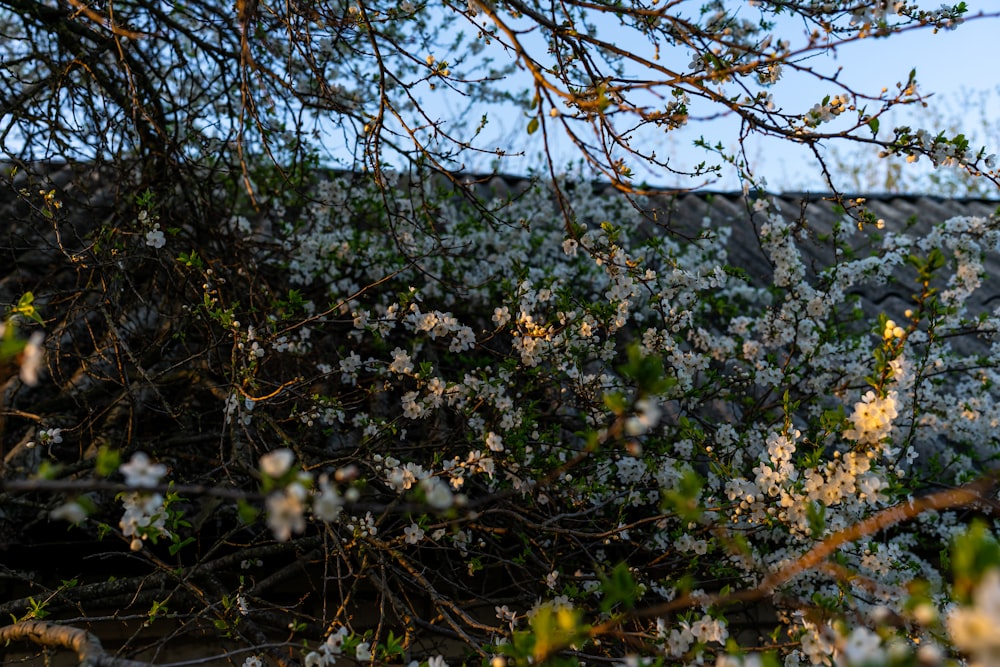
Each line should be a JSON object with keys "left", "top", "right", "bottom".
{"left": 2, "top": 0, "right": 1000, "bottom": 665}
{"left": 4, "top": 162, "right": 1000, "bottom": 667}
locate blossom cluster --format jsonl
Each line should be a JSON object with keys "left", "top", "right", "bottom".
{"left": 118, "top": 452, "right": 170, "bottom": 551}
{"left": 9, "top": 0, "right": 1000, "bottom": 662}
{"left": 38, "top": 165, "right": 1000, "bottom": 666}
{"left": 259, "top": 448, "right": 353, "bottom": 541}
{"left": 251, "top": 171, "right": 1000, "bottom": 664}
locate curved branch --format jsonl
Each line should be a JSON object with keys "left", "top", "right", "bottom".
{"left": 0, "top": 620, "right": 152, "bottom": 667}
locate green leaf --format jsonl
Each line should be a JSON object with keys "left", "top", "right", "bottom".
{"left": 867, "top": 117, "right": 879, "bottom": 136}
{"left": 618, "top": 343, "right": 675, "bottom": 396}
{"left": 661, "top": 470, "right": 704, "bottom": 522}
{"left": 528, "top": 604, "right": 587, "bottom": 663}
{"left": 237, "top": 499, "right": 260, "bottom": 525}
{"left": 95, "top": 446, "right": 121, "bottom": 477}
{"left": 135, "top": 188, "right": 155, "bottom": 208}
{"left": 176, "top": 250, "right": 203, "bottom": 269}
{"left": 37, "top": 461, "right": 62, "bottom": 480}
{"left": 603, "top": 391, "right": 628, "bottom": 415}
{"left": 598, "top": 562, "right": 639, "bottom": 612}
{"left": 806, "top": 501, "right": 826, "bottom": 538}
{"left": 12, "top": 292, "right": 44, "bottom": 326}
{"left": 0, "top": 327, "right": 25, "bottom": 362}
{"left": 169, "top": 536, "right": 196, "bottom": 556}
{"left": 952, "top": 520, "right": 1000, "bottom": 602}
{"left": 526, "top": 117, "right": 540, "bottom": 135}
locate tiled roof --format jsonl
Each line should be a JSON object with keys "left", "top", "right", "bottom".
{"left": 465, "top": 177, "right": 1000, "bottom": 356}
{"left": 650, "top": 191, "right": 1000, "bottom": 356}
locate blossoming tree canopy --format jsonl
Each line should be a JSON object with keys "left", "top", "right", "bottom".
{"left": 0, "top": 0, "right": 995, "bottom": 195}
{"left": 3, "top": 0, "right": 1000, "bottom": 666}
{"left": 7, "top": 170, "right": 1000, "bottom": 665}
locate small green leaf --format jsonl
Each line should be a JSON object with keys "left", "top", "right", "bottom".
{"left": 603, "top": 391, "right": 628, "bottom": 415}
{"left": 952, "top": 520, "right": 1000, "bottom": 602}
{"left": 37, "top": 461, "right": 63, "bottom": 480}
{"left": 238, "top": 499, "right": 259, "bottom": 525}
{"left": 526, "top": 117, "right": 539, "bottom": 135}
{"left": 806, "top": 501, "right": 826, "bottom": 538}
{"left": 661, "top": 470, "right": 704, "bottom": 522}
{"left": 95, "top": 446, "right": 121, "bottom": 477}
{"left": 176, "top": 250, "right": 203, "bottom": 269}
{"left": 599, "top": 562, "right": 639, "bottom": 612}
{"left": 169, "top": 536, "right": 196, "bottom": 556}
{"left": 135, "top": 188, "right": 155, "bottom": 208}
{"left": 12, "top": 292, "right": 44, "bottom": 326}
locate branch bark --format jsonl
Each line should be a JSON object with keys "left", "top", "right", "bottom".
{"left": 0, "top": 620, "right": 152, "bottom": 667}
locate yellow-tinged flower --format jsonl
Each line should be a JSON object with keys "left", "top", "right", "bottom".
{"left": 948, "top": 569, "right": 1000, "bottom": 665}
{"left": 844, "top": 391, "right": 898, "bottom": 446}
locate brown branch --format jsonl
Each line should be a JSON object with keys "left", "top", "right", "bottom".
{"left": 64, "top": 0, "right": 147, "bottom": 39}
{"left": 588, "top": 471, "right": 1000, "bottom": 643}
{"left": 0, "top": 620, "right": 152, "bottom": 667}
{"left": 0, "top": 539, "right": 321, "bottom": 621}
{"left": 0, "top": 478, "right": 262, "bottom": 500}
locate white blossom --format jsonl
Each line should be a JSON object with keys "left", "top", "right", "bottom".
{"left": 120, "top": 452, "right": 167, "bottom": 488}
{"left": 260, "top": 448, "right": 295, "bottom": 478}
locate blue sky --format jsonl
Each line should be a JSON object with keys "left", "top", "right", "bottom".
{"left": 734, "top": 8, "right": 1000, "bottom": 192}
{"left": 307, "top": 4, "right": 1000, "bottom": 194}
{"left": 457, "top": 5, "right": 1000, "bottom": 193}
